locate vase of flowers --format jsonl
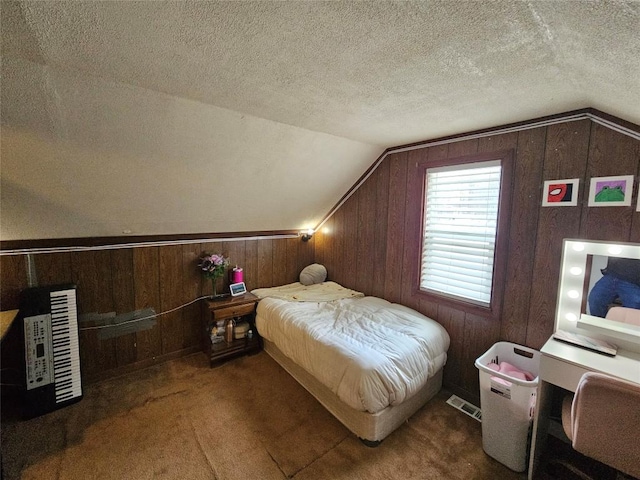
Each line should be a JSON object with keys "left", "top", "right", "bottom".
{"left": 199, "top": 253, "right": 230, "bottom": 298}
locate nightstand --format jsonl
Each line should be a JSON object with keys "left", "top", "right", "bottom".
{"left": 203, "top": 293, "right": 261, "bottom": 366}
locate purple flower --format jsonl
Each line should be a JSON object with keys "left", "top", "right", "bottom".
{"left": 198, "top": 253, "right": 230, "bottom": 279}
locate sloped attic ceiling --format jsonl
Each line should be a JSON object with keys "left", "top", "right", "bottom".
{"left": 1, "top": 1, "right": 639, "bottom": 242}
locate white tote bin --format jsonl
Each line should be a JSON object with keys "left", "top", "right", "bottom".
{"left": 475, "top": 342, "right": 540, "bottom": 473}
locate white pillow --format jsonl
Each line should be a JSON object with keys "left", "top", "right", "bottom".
{"left": 299, "top": 264, "right": 327, "bottom": 286}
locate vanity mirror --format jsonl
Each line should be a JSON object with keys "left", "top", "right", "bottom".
{"left": 556, "top": 239, "right": 640, "bottom": 352}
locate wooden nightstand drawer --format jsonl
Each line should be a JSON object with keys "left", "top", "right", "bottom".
{"left": 212, "top": 302, "right": 255, "bottom": 320}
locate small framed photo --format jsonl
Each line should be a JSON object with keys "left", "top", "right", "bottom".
{"left": 229, "top": 282, "right": 247, "bottom": 297}
{"left": 587, "top": 175, "right": 634, "bottom": 207}
{"left": 542, "top": 178, "right": 579, "bottom": 207}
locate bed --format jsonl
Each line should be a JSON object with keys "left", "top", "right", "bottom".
{"left": 252, "top": 280, "right": 450, "bottom": 445}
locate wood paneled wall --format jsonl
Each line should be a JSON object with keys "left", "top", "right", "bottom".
{"left": 315, "top": 119, "right": 640, "bottom": 403}
{"left": 2, "top": 115, "right": 638, "bottom": 404}
{"left": 1, "top": 238, "right": 313, "bottom": 383}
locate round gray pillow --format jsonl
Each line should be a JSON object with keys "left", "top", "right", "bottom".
{"left": 299, "top": 264, "right": 327, "bottom": 286}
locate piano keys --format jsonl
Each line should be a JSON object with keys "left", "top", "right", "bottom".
{"left": 21, "top": 284, "right": 83, "bottom": 418}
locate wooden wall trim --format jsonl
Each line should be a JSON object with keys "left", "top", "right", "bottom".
{"left": 0, "top": 230, "right": 300, "bottom": 255}
{"left": 316, "top": 108, "right": 640, "bottom": 233}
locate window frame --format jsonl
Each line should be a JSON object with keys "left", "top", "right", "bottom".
{"left": 412, "top": 150, "right": 514, "bottom": 320}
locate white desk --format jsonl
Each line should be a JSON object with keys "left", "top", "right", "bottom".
{"left": 528, "top": 337, "right": 640, "bottom": 479}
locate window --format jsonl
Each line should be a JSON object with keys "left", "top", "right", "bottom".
{"left": 418, "top": 152, "right": 512, "bottom": 313}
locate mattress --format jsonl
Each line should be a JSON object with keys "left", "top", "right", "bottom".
{"left": 254, "top": 284, "right": 450, "bottom": 414}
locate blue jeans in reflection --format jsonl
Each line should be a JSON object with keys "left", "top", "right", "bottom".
{"left": 588, "top": 274, "right": 640, "bottom": 318}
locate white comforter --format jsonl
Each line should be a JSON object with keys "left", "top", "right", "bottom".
{"left": 255, "top": 290, "right": 450, "bottom": 413}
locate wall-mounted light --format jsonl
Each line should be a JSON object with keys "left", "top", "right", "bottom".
{"left": 301, "top": 229, "right": 314, "bottom": 242}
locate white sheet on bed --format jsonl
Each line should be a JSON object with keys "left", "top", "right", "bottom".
{"left": 255, "top": 291, "right": 450, "bottom": 413}
{"left": 252, "top": 281, "right": 364, "bottom": 302}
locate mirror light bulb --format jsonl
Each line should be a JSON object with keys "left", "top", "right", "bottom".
{"left": 572, "top": 243, "right": 585, "bottom": 252}
{"left": 566, "top": 313, "right": 578, "bottom": 322}
{"left": 568, "top": 290, "right": 579, "bottom": 299}
{"left": 569, "top": 267, "right": 582, "bottom": 275}
{"left": 608, "top": 245, "right": 622, "bottom": 255}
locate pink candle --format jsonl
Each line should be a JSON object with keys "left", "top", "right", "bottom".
{"left": 231, "top": 267, "right": 243, "bottom": 284}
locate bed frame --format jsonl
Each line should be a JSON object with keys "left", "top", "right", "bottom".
{"left": 262, "top": 338, "right": 444, "bottom": 446}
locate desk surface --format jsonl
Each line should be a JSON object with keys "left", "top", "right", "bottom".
{"left": 0, "top": 309, "right": 19, "bottom": 341}
{"left": 541, "top": 337, "right": 640, "bottom": 386}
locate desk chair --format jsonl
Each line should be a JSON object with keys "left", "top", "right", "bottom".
{"left": 561, "top": 372, "right": 640, "bottom": 479}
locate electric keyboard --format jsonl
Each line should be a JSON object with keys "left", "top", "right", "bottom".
{"left": 21, "top": 284, "right": 82, "bottom": 418}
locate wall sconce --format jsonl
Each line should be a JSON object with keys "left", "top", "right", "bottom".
{"left": 301, "top": 229, "right": 314, "bottom": 242}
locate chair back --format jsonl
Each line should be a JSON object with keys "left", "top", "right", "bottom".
{"left": 605, "top": 306, "right": 640, "bottom": 326}
{"left": 568, "top": 372, "right": 640, "bottom": 479}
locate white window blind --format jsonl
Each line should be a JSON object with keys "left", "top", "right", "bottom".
{"left": 420, "top": 160, "right": 502, "bottom": 306}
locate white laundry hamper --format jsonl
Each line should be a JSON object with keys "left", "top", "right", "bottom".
{"left": 475, "top": 342, "right": 540, "bottom": 473}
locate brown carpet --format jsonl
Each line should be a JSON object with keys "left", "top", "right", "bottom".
{"left": 0, "top": 352, "right": 555, "bottom": 479}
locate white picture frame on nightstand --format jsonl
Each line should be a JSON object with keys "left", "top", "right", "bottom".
{"left": 229, "top": 282, "right": 247, "bottom": 297}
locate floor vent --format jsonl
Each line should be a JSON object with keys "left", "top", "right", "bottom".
{"left": 446, "top": 395, "right": 482, "bottom": 422}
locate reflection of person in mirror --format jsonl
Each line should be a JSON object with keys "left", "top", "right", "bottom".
{"left": 588, "top": 257, "right": 640, "bottom": 318}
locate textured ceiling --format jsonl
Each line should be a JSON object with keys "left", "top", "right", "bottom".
{"left": 1, "top": 1, "right": 639, "bottom": 241}
{"left": 4, "top": 0, "right": 639, "bottom": 144}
